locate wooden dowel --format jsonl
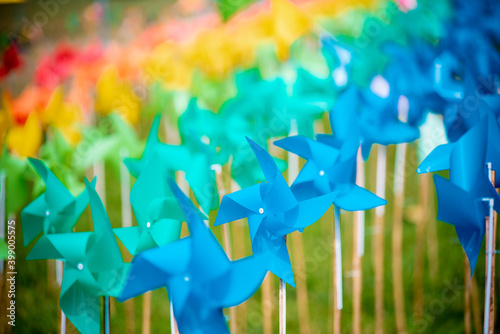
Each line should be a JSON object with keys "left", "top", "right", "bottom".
{"left": 332, "top": 212, "right": 341, "bottom": 334}
{"left": 262, "top": 272, "right": 274, "bottom": 334}
{"left": 352, "top": 148, "right": 364, "bottom": 334}
{"left": 142, "top": 292, "right": 151, "bottom": 334}
{"left": 464, "top": 253, "right": 471, "bottom": 334}
{"left": 374, "top": 145, "right": 386, "bottom": 334}
{"left": 471, "top": 275, "right": 482, "bottom": 334}
{"left": 279, "top": 242, "right": 287, "bottom": 334}
{"left": 292, "top": 232, "right": 311, "bottom": 334}
{"left": 392, "top": 143, "right": 407, "bottom": 333}
{"left": 413, "top": 173, "right": 430, "bottom": 320}
{"left": 214, "top": 165, "right": 237, "bottom": 333}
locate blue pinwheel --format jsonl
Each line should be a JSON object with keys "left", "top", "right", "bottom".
{"left": 118, "top": 179, "right": 266, "bottom": 334}
{"left": 274, "top": 135, "right": 386, "bottom": 210}
{"left": 27, "top": 178, "right": 128, "bottom": 334}
{"left": 21, "top": 158, "right": 93, "bottom": 247}
{"left": 214, "top": 138, "right": 337, "bottom": 286}
{"left": 328, "top": 84, "right": 419, "bottom": 160}
{"left": 274, "top": 133, "right": 386, "bottom": 308}
{"left": 418, "top": 107, "right": 500, "bottom": 187}
{"left": 418, "top": 113, "right": 500, "bottom": 274}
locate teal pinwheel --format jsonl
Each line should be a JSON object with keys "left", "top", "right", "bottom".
{"left": 27, "top": 178, "right": 127, "bottom": 334}
{"left": 21, "top": 158, "right": 92, "bottom": 247}
{"left": 126, "top": 113, "right": 217, "bottom": 214}
{"left": 119, "top": 179, "right": 267, "bottom": 333}
{"left": 215, "top": 138, "right": 336, "bottom": 286}
{"left": 114, "top": 151, "right": 205, "bottom": 255}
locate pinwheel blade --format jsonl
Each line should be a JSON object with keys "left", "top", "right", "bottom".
{"left": 209, "top": 255, "right": 267, "bottom": 308}
{"left": 118, "top": 237, "right": 192, "bottom": 302}
{"left": 214, "top": 184, "right": 263, "bottom": 226}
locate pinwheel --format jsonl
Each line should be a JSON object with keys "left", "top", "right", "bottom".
{"left": 418, "top": 108, "right": 500, "bottom": 187}
{"left": 76, "top": 113, "right": 143, "bottom": 175}
{"left": 40, "top": 87, "right": 83, "bottom": 145}
{"left": 114, "top": 151, "right": 205, "bottom": 255}
{"left": 27, "top": 178, "right": 128, "bottom": 334}
{"left": 274, "top": 134, "right": 386, "bottom": 311}
{"left": 38, "top": 130, "right": 85, "bottom": 196}
{"left": 329, "top": 84, "right": 419, "bottom": 160}
{"left": 285, "top": 68, "right": 335, "bottom": 138}
{"left": 274, "top": 135, "right": 386, "bottom": 210}
{"left": 0, "top": 42, "right": 22, "bottom": 79}
{"left": 21, "top": 158, "right": 92, "bottom": 248}
{"left": 216, "top": 0, "right": 255, "bottom": 21}
{"left": 0, "top": 149, "right": 29, "bottom": 215}
{"left": 418, "top": 113, "right": 500, "bottom": 275}
{"left": 119, "top": 179, "right": 267, "bottom": 334}
{"left": 125, "top": 113, "right": 217, "bottom": 214}
{"left": 6, "top": 112, "right": 43, "bottom": 158}
{"left": 215, "top": 137, "right": 337, "bottom": 286}
{"left": 95, "top": 66, "right": 140, "bottom": 125}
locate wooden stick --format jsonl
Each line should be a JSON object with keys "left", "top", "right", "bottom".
{"left": 391, "top": 143, "right": 407, "bottom": 333}
{"left": 484, "top": 167, "right": 496, "bottom": 334}
{"left": 292, "top": 232, "right": 311, "bottom": 334}
{"left": 286, "top": 119, "right": 311, "bottom": 334}
{"left": 279, "top": 243, "right": 287, "bottom": 334}
{"left": 231, "top": 180, "right": 248, "bottom": 334}
{"left": 262, "top": 273, "right": 273, "bottom": 334}
{"left": 332, "top": 208, "right": 341, "bottom": 334}
{"left": 214, "top": 165, "right": 237, "bottom": 333}
{"left": 464, "top": 253, "right": 472, "bottom": 334}
{"left": 142, "top": 292, "right": 151, "bottom": 334}
{"left": 413, "top": 173, "right": 430, "bottom": 320}
{"left": 373, "top": 145, "right": 386, "bottom": 334}
{"left": 426, "top": 194, "right": 439, "bottom": 284}
{"left": 352, "top": 148, "right": 364, "bottom": 334}
{"left": 471, "top": 275, "right": 482, "bottom": 334}
{"left": 119, "top": 150, "right": 136, "bottom": 334}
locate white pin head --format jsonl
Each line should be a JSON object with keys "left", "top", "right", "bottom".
{"left": 45, "top": 210, "right": 50, "bottom": 216}
{"left": 259, "top": 208, "right": 264, "bottom": 214}
{"left": 77, "top": 263, "right": 84, "bottom": 270}
{"left": 184, "top": 276, "right": 190, "bottom": 282}
{"left": 319, "top": 170, "right": 325, "bottom": 176}
{"left": 146, "top": 222, "right": 151, "bottom": 229}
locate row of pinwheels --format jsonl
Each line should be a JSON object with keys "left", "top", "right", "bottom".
{"left": 20, "top": 113, "right": 384, "bottom": 334}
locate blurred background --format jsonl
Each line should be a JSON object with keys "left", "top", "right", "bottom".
{"left": 0, "top": 0, "right": 498, "bottom": 333}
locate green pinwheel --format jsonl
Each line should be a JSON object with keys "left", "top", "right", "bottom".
{"left": 38, "top": 130, "right": 86, "bottom": 195}
{"left": 76, "top": 113, "right": 142, "bottom": 175}
{"left": 27, "top": 178, "right": 127, "bottom": 334}
{"left": 0, "top": 148, "right": 30, "bottom": 215}
{"left": 21, "top": 158, "right": 92, "bottom": 247}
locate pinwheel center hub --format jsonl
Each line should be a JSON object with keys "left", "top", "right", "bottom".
{"left": 45, "top": 210, "right": 50, "bottom": 216}
{"left": 319, "top": 170, "right": 325, "bottom": 176}
{"left": 259, "top": 208, "right": 264, "bottom": 214}
{"left": 200, "top": 135, "right": 210, "bottom": 145}
{"left": 184, "top": 276, "right": 190, "bottom": 282}
{"left": 77, "top": 263, "right": 84, "bottom": 270}
{"left": 146, "top": 222, "right": 151, "bottom": 228}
